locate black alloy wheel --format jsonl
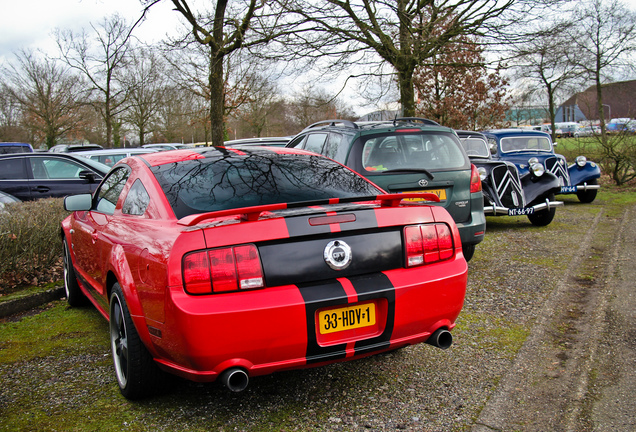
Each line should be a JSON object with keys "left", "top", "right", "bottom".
{"left": 63, "top": 238, "right": 86, "bottom": 306}
{"left": 109, "top": 283, "right": 161, "bottom": 399}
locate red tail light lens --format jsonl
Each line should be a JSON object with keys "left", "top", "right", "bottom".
{"left": 183, "top": 244, "right": 264, "bottom": 294}
{"left": 183, "top": 251, "right": 211, "bottom": 294}
{"left": 470, "top": 163, "right": 482, "bottom": 193}
{"left": 404, "top": 223, "right": 455, "bottom": 267}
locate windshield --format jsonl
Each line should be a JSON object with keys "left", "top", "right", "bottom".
{"left": 500, "top": 136, "right": 552, "bottom": 153}
{"left": 151, "top": 151, "right": 383, "bottom": 219}
{"left": 459, "top": 137, "right": 490, "bottom": 158}
{"left": 361, "top": 132, "right": 467, "bottom": 172}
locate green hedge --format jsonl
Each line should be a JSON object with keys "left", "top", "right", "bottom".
{"left": 0, "top": 198, "right": 69, "bottom": 291}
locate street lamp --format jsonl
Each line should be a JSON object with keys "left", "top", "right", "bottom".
{"left": 602, "top": 104, "right": 611, "bottom": 121}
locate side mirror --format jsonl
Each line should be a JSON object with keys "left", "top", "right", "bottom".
{"left": 79, "top": 170, "right": 97, "bottom": 183}
{"left": 64, "top": 194, "right": 93, "bottom": 211}
{"left": 553, "top": 142, "right": 558, "bottom": 148}
{"left": 489, "top": 144, "right": 497, "bottom": 155}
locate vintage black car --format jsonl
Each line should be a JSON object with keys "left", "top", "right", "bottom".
{"left": 456, "top": 131, "right": 563, "bottom": 226}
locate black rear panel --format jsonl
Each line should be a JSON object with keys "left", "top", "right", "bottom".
{"left": 259, "top": 229, "right": 403, "bottom": 287}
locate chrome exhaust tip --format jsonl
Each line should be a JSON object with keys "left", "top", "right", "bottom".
{"left": 219, "top": 367, "right": 249, "bottom": 392}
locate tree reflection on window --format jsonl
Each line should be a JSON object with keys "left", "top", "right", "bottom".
{"left": 95, "top": 168, "right": 129, "bottom": 214}
{"left": 151, "top": 149, "right": 381, "bottom": 219}
{"left": 122, "top": 179, "right": 150, "bottom": 216}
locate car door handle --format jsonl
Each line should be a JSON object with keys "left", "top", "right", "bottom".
{"left": 32, "top": 186, "right": 50, "bottom": 192}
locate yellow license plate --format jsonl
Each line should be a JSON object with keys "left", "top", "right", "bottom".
{"left": 402, "top": 189, "right": 447, "bottom": 201}
{"left": 318, "top": 302, "right": 376, "bottom": 335}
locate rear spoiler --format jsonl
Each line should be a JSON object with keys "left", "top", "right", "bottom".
{"left": 178, "top": 193, "right": 440, "bottom": 226}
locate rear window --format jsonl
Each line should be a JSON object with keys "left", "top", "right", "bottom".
{"left": 0, "top": 144, "right": 32, "bottom": 154}
{"left": 361, "top": 132, "right": 467, "bottom": 172}
{"left": 459, "top": 137, "right": 490, "bottom": 158}
{"left": 150, "top": 152, "right": 382, "bottom": 219}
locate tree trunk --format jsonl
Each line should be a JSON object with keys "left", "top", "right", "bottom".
{"left": 209, "top": 53, "right": 225, "bottom": 146}
{"left": 398, "top": 68, "right": 416, "bottom": 117}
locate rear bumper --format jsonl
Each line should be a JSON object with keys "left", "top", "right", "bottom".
{"left": 149, "top": 257, "right": 467, "bottom": 382}
{"left": 455, "top": 199, "right": 486, "bottom": 247}
{"left": 559, "top": 182, "right": 601, "bottom": 194}
{"left": 485, "top": 199, "right": 564, "bottom": 216}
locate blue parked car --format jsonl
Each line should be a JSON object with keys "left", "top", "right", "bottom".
{"left": 482, "top": 129, "right": 601, "bottom": 203}
{"left": 0, "top": 142, "right": 33, "bottom": 153}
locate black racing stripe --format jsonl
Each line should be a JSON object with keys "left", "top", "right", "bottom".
{"left": 283, "top": 205, "right": 381, "bottom": 238}
{"left": 297, "top": 280, "right": 348, "bottom": 364}
{"left": 349, "top": 273, "right": 395, "bottom": 353}
{"left": 285, "top": 212, "right": 332, "bottom": 237}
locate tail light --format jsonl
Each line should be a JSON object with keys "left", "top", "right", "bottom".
{"left": 183, "top": 244, "right": 264, "bottom": 294}
{"left": 470, "top": 164, "right": 482, "bottom": 193}
{"left": 404, "top": 224, "right": 454, "bottom": 267}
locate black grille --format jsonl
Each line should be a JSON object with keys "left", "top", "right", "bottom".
{"left": 491, "top": 164, "right": 525, "bottom": 208}
{"left": 545, "top": 156, "right": 570, "bottom": 186}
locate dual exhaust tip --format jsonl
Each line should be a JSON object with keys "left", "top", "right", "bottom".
{"left": 219, "top": 329, "right": 452, "bottom": 393}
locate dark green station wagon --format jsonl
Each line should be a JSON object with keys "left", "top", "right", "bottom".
{"left": 285, "top": 118, "right": 485, "bottom": 261}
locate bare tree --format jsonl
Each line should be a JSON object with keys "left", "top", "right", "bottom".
{"left": 1, "top": 51, "right": 85, "bottom": 148}
{"left": 282, "top": 0, "right": 522, "bottom": 117}
{"left": 144, "top": 0, "right": 300, "bottom": 146}
{"left": 55, "top": 14, "right": 134, "bottom": 147}
{"left": 511, "top": 19, "right": 582, "bottom": 141}
{"left": 567, "top": 0, "right": 636, "bottom": 185}
{"left": 233, "top": 74, "right": 281, "bottom": 138}
{"left": 0, "top": 83, "right": 30, "bottom": 143}
{"left": 121, "top": 48, "right": 166, "bottom": 146}
{"left": 568, "top": 0, "right": 636, "bottom": 135}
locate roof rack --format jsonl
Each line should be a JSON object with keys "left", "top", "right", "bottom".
{"left": 302, "top": 119, "right": 359, "bottom": 131}
{"left": 394, "top": 117, "right": 440, "bottom": 126}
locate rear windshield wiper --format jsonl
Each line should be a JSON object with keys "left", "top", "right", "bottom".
{"left": 379, "top": 168, "right": 435, "bottom": 180}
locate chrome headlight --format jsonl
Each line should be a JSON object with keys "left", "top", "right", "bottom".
{"left": 528, "top": 157, "right": 539, "bottom": 165}
{"left": 530, "top": 163, "right": 545, "bottom": 177}
{"left": 576, "top": 156, "right": 587, "bottom": 167}
{"left": 477, "top": 167, "right": 487, "bottom": 181}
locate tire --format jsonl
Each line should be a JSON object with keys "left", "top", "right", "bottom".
{"left": 110, "top": 283, "right": 161, "bottom": 400}
{"left": 527, "top": 194, "right": 556, "bottom": 226}
{"left": 576, "top": 179, "right": 598, "bottom": 203}
{"left": 462, "top": 244, "right": 475, "bottom": 262}
{"left": 63, "top": 238, "right": 86, "bottom": 306}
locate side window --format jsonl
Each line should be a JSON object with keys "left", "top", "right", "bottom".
{"left": 324, "top": 133, "right": 350, "bottom": 163}
{"left": 95, "top": 168, "right": 129, "bottom": 214}
{"left": 286, "top": 135, "right": 307, "bottom": 149}
{"left": 122, "top": 179, "right": 150, "bottom": 216}
{"left": 34, "top": 157, "right": 88, "bottom": 179}
{"left": 303, "top": 133, "right": 328, "bottom": 155}
{"left": 0, "top": 158, "right": 27, "bottom": 179}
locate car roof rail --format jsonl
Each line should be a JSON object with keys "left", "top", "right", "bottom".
{"left": 394, "top": 117, "right": 440, "bottom": 126}
{"left": 302, "top": 119, "right": 359, "bottom": 131}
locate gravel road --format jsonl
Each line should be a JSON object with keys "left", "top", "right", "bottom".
{"left": 1, "top": 195, "right": 634, "bottom": 431}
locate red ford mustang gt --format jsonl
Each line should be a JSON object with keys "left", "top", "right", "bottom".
{"left": 61, "top": 146, "right": 467, "bottom": 399}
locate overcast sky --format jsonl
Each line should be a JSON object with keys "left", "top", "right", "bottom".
{"left": 4, "top": 0, "right": 636, "bottom": 62}
{"left": 0, "top": 0, "right": 181, "bottom": 61}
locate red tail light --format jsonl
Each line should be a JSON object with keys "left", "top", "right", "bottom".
{"left": 404, "top": 223, "right": 455, "bottom": 267}
{"left": 183, "top": 244, "right": 264, "bottom": 294}
{"left": 470, "top": 163, "right": 482, "bottom": 193}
